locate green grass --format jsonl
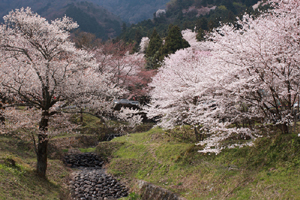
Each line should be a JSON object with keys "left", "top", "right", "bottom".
{"left": 79, "top": 147, "right": 96, "bottom": 153}
{"left": 4, "top": 110, "right": 300, "bottom": 199}
{"left": 0, "top": 134, "right": 72, "bottom": 200}
{"left": 96, "top": 127, "right": 300, "bottom": 200}
{"left": 0, "top": 111, "right": 113, "bottom": 200}
{"left": 70, "top": 113, "right": 106, "bottom": 136}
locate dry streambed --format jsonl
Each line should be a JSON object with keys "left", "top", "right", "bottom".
{"left": 64, "top": 153, "right": 129, "bottom": 200}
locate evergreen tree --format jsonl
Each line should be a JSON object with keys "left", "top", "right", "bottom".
{"left": 159, "top": 25, "right": 190, "bottom": 60}
{"left": 222, "top": 0, "right": 237, "bottom": 14}
{"left": 196, "top": 17, "right": 208, "bottom": 31}
{"left": 227, "top": 11, "right": 235, "bottom": 22}
{"left": 196, "top": 28, "right": 205, "bottom": 41}
{"left": 145, "top": 29, "right": 163, "bottom": 69}
{"left": 146, "top": 29, "right": 163, "bottom": 58}
{"left": 133, "top": 29, "right": 142, "bottom": 52}
{"left": 208, "top": 19, "right": 215, "bottom": 31}
{"left": 122, "top": 22, "right": 127, "bottom": 33}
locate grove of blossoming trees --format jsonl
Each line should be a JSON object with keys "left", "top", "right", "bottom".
{"left": 147, "top": 0, "right": 300, "bottom": 154}
{"left": 0, "top": 8, "right": 120, "bottom": 177}
{"left": 209, "top": 0, "right": 300, "bottom": 134}
{"left": 93, "top": 41, "right": 156, "bottom": 102}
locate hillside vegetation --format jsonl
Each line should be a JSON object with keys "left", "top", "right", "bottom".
{"left": 120, "top": 0, "right": 266, "bottom": 43}
{"left": 0, "top": 0, "right": 122, "bottom": 40}
{"left": 97, "top": 126, "right": 300, "bottom": 199}
{"left": 1, "top": 112, "right": 300, "bottom": 199}
{"left": 0, "top": 1, "right": 299, "bottom": 199}
{"left": 0, "top": 0, "right": 265, "bottom": 41}
{"left": 0, "top": 114, "right": 102, "bottom": 200}
{"left": 65, "top": 2, "right": 122, "bottom": 40}
{"left": 0, "top": 134, "right": 71, "bottom": 200}
{"left": 89, "top": 0, "right": 170, "bottom": 24}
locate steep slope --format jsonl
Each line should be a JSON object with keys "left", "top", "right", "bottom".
{"left": 65, "top": 2, "right": 122, "bottom": 40}
{"left": 97, "top": 127, "right": 300, "bottom": 199}
{"left": 120, "top": 0, "right": 263, "bottom": 42}
{"left": 89, "top": 0, "right": 170, "bottom": 23}
{"left": 0, "top": 0, "right": 122, "bottom": 40}
{"left": 0, "top": 0, "right": 73, "bottom": 21}
{"left": 0, "top": 0, "right": 170, "bottom": 25}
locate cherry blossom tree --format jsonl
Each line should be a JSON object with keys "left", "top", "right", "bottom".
{"left": 181, "top": 29, "right": 199, "bottom": 48}
{"left": 196, "top": 0, "right": 300, "bottom": 153}
{"left": 139, "top": 37, "right": 150, "bottom": 53}
{"left": 0, "top": 8, "right": 117, "bottom": 177}
{"left": 146, "top": 47, "right": 221, "bottom": 139}
{"left": 147, "top": 0, "right": 300, "bottom": 154}
{"left": 0, "top": 107, "right": 78, "bottom": 143}
{"left": 147, "top": 43, "right": 259, "bottom": 154}
{"left": 93, "top": 41, "right": 156, "bottom": 102}
{"left": 208, "top": 0, "right": 300, "bottom": 134}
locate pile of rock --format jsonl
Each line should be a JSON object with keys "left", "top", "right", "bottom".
{"left": 64, "top": 153, "right": 129, "bottom": 199}
{"left": 70, "top": 169, "right": 129, "bottom": 200}
{"left": 63, "top": 153, "right": 104, "bottom": 168}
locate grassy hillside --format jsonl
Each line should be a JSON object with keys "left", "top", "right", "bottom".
{"left": 97, "top": 126, "right": 300, "bottom": 199}
{"left": 0, "top": 134, "right": 71, "bottom": 200}
{"left": 0, "top": 112, "right": 109, "bottom": 200}
{"left": 2, "top": 111, "right": 300, "bottom": 199}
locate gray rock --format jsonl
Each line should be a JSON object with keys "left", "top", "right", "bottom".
{"left": 66, "top": 153, "right": 128, "bottom": 200}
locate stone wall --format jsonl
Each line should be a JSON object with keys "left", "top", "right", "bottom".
{"left": 138, "top": 180, "right": 186, "bottom": 200}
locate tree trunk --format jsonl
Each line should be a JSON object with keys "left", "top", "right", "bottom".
{"left": 281, "top": 123, "right": 289, "bottom": 134}
{"left": 194, "top": 127, "right": 203, "bottom": 141}
{"left": 37, "top": 110, "right": 49, "bottom": 178}
{"left": 294, "top": 110, "right": 296, "bottom": 134}
{"left": 0, "top": 114, "right": 4, "bottom": 125}
{"left": 0, "top": 103, "right": 5, "bottom": 125}
{"left": 80, "top": 107, "right": 83, "bottom": 123}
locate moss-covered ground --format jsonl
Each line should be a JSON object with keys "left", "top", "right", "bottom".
{"left": 0, "top": 134, "right": 72, "bottom": 200}
{"left": 2, "top": 110, "right": 300, "bottom": 200}
{"left": 97, "top": 126, "right": 300, "bottom": 200}
{"left": 0, "top": 112, "right": 118, "bottom": 200}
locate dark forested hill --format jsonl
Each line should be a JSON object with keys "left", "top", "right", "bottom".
{"left": 88, "top": 0, "right": 170, "bottom": 23}
{"left": 65, "top": 2, "right": 122, "bottom": 40}
{"left": 0, "top": 0, "right": 265, "bottom": 41}
{"left": 0, "top": 0, "right": 123, "bottom": 40}
{"left": 0, "top": 0, "right": 171, "bottom": 25}
{"left": 119, "top": 0, "right": 265, "bottom": 43}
